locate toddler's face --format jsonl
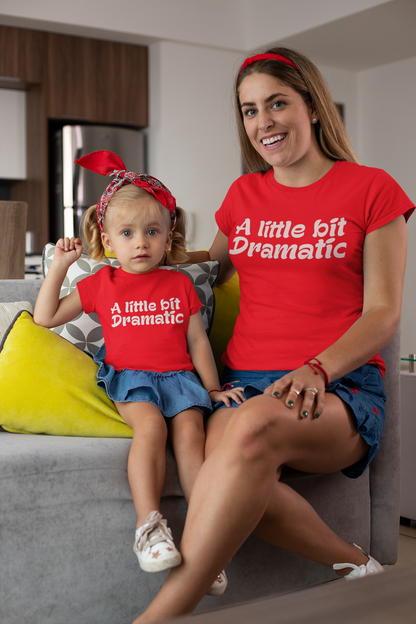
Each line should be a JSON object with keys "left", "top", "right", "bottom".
{"left": 101, "top": 198, "right": 172, "bottom": 274}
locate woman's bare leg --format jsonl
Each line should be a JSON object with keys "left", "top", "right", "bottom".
{"left": 169, "top": 409, "right": 206, "bottom": 502}
{"left": 252, "top": 478, "right": 367, "bottom": 568}
{"left": 205, "top": 406, "right": 233, "bottom": 457}
{"left": 206, "top": 401, "right": 368, "bottom": 569}
{"left": 116, "top": 401, "right": 168, "bottom": 527}
{"left": 133, "top": 393, "right": 369, "bottom": 623}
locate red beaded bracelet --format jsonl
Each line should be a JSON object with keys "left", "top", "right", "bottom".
{"left": 304, "top": 358, "right": 329, "bottom": 388}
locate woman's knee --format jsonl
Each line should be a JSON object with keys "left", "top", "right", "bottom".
{"left": 226, "top": 396, "right": 282, "bottom": 462}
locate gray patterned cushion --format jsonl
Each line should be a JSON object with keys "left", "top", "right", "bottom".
{"left": 42, "top": 243, "right": 220, "bottom": 355}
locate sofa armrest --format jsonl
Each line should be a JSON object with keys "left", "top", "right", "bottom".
{"left": 0, "top": 279, "right": 43, "bottom": 309}
{"left": 369, "top": 323, "right": 401, "bottom": 563}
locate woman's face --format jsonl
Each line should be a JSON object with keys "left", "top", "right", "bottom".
{"left": 239, "top": 72, "right": 321, "bottom": 178}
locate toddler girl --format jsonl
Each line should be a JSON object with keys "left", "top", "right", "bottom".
{"left": 34, "top": 150, "right": 243, "bottom": 593}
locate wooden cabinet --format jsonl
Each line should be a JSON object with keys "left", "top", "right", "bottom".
{"left": 2, "top": 25, "right": 148, "bottom": 252}
{"left": 45, "top": 34, "right": 97, "bottom": 121}
{"left": 0, "top": 26, "right": 44, "bottom": 84}
{"left": 45, "top": 33, "right": 148, "bottom": 126}
{"left": 94, "top": 39, "right": 148, "bottom": 126}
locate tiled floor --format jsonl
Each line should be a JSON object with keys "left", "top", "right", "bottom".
{"left": 395, "top": 519, "right": 416, "bottom": 568}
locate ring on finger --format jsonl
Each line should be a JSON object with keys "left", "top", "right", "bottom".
{"left": 305, "top": 387, "right": 318, "bottom": 397}
{"left": 291, "top": 388, "right": 300, "bottom": 396}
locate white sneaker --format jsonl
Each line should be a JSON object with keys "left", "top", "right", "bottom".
{"left": 133, "top": 511, "right": 182, "bottom": 573}
{"left": 206, "top": 570, "right": 228, "bottom": 596}
{"left": 333, "top": 543, "right": 384, "bottom": 580}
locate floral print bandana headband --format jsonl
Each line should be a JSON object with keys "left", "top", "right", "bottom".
{"left": 75, "top": 150, "right": 177, "bottom": 232}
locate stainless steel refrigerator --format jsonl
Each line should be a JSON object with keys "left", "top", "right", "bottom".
{"left": 51, "top": 124, "right": 146, "bottom": 241}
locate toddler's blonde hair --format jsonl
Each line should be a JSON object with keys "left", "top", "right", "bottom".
{"left": 82, "top": 184, "right": 189, "bottom": 264}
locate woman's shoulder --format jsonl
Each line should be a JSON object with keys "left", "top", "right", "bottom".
{"left": 334, "top": 160, "right": 394, "bottom": 183}
{"left": 335, "top": 161, "right": 414, "bottom": 223}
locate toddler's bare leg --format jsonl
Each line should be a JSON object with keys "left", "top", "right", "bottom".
{"left": 169, "top": 409, "right": 205, "bottom": 502}
{"left": 116, "top": 401, "right": 168, "bottom": 527}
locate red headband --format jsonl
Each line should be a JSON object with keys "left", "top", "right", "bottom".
{"left": 239, "top": 53, "right": 300, "bottom": 74}
{"left": 75, "top": 150, "right": 176, "bottom": 232}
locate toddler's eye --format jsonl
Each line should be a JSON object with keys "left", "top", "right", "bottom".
{"left": 148, "top": 229, "right": 158, "bottom": 236}
{"left": 121, "top": 230, "right": 132, "bottom": 237}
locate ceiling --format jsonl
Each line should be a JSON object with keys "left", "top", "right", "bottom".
{"left": 274, "top": 0, "right": 416, "bottom": 71}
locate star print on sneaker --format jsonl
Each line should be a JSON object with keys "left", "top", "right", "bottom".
{"left": 206, "top": 570, "right": 228, "bottom": 595}
{"left": 133, "top": 511, "right": 181, "bottom": 572}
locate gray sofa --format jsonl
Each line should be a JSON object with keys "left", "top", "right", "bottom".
{"left": 0, "top": 278, "right": 401, "bottom": 624}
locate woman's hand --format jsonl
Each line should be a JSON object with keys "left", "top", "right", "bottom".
{"left": 53, "top": 237, "right": 83, "bottom": 268}
{"left": 263, "top": 366, "right": 326, "bottom": 419}
{"left": 208, "top": 387, "right": 245, "bottom": 408}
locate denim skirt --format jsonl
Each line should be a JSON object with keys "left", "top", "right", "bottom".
{"left": 216, "top": 364, "right": 386, "bottom": 479}
{"left": 93, "top": 345, "right": 212, "bottom": 419}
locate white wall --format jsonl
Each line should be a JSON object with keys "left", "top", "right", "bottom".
{"left": 0, "top": 0, "right": 392, "bottom": 51}
{"left": 358, "top": 55, "right": 416, "bottom": 357}
{"left": 319, "top": 66, "right": 359, "bottom": 152}
{"left": 0, "top": 89, "right": 26, "bottom": 179}
{"left": 246, "top": 0, "right": 392, "bottom": 50}
{"left": 0, "top": 0, "right": 247, "bottom": 50}
{"left": 147, "top": 41, "right": 242, "bottom": 249}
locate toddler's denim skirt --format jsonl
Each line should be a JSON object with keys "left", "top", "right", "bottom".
{"left": 216, "top": 364, "right": 386, "bottom": 479}
{"left": 93, "top": 345, "right": 212, "bottom": 419}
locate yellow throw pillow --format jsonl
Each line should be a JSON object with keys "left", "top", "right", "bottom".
{"left": 0, "top": 311, "right": 132, "bottom": 437}
{"left": 210, "top": 273, "right": 240, "bottom": 375}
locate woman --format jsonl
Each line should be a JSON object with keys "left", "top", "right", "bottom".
{"left": 133, "top": 47, "right": 414, "bottom": 623}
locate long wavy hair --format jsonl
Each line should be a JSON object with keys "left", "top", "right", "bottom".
{"left": 235, "top": 46, "right": 358, "bottom": 173}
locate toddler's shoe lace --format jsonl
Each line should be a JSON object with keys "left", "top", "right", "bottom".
{"left": 134, "top": 511, "right": 181, "bottom": 573}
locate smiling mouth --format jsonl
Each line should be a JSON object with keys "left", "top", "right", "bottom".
{"left": 261, "top": 133, "right": 287, "bottom": 146}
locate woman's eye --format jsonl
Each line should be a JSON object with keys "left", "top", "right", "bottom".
{"left": 243, "top": 108, "right": 256, "bottom": 117}
{"left": 271, "top": 101, "right": 284, "bottom": 110}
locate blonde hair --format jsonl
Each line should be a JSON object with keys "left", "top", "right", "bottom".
{"left": 235, "top": 46, "right": 358, "bottom": 173}
{"left": 82, "top": 184, "right": 189, "bottom": 264}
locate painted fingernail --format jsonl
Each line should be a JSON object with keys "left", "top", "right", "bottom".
{"left": 273, "top": 391, "right": 280, "bottom": 397}
{"left": 314, "top": 413, "right": 320, "bottom": 419}
{"left": 288, "top": 400, "right": 294, "bottom": 407}
{"left": 302, "top": 411, "right": 308, "bottom": 418}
